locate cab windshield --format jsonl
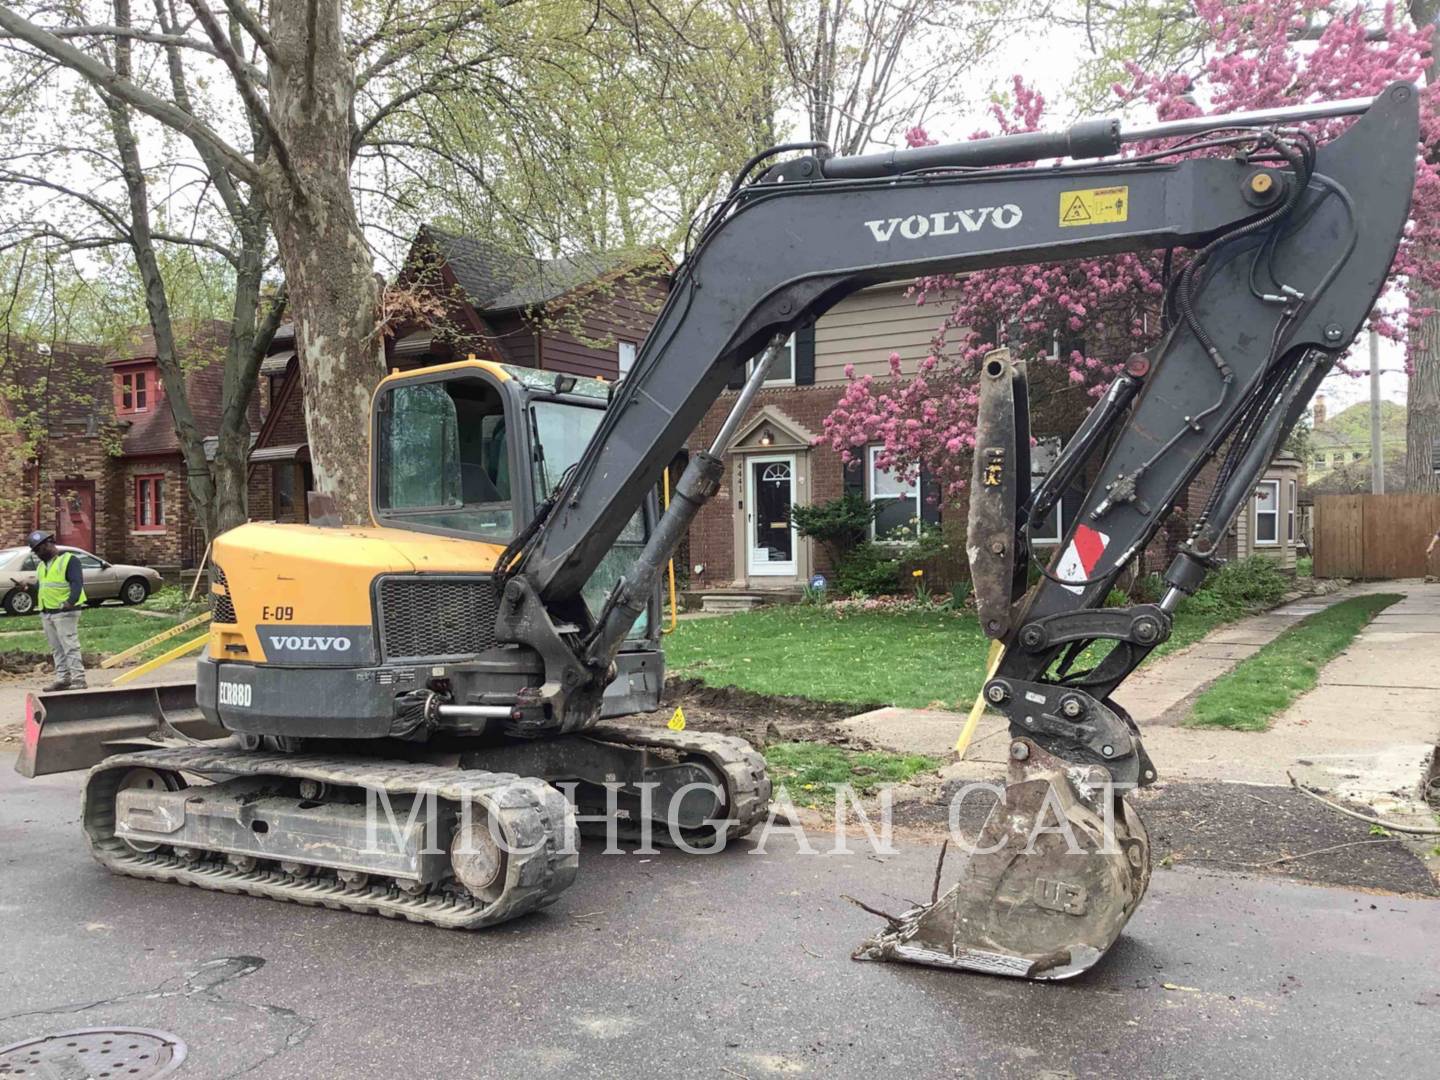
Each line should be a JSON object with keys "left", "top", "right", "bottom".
{"left": 374, "top": 380, "right": 640, "bottom": 544}
{"left": 375, "top": 376, "right": 651, "bottom": 636}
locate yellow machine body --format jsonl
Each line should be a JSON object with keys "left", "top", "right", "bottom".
{"left": 207, "top": 523, "right": 507, "bottom": 664}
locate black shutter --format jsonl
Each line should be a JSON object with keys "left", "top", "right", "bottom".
{"left": 795, "top": 323, "right": 816, "bottom": 385}
{"left": 726, "top": 358, "right": 745, "bottom": 391}
{"left": 919, "top": 469, "right": 942, "bottom": 526}
{"left": 844, "top": 453, "right": 865, "bottom": 497}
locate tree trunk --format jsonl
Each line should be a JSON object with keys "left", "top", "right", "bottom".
{"left": 264, "top": 0, "right": 386, "bottom": 525}
{"left": 1407, "top": 2, "right": 1440, "bottom": 492}
{"left": 212, "top": 217, "right": 282, "bottom": 536}
{"left": 1405, "top": 283, "right": 1440, "bottom": 491}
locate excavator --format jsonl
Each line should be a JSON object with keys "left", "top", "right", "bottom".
{"left": 16, "top": 83, "right": 1417, "bottom": 979}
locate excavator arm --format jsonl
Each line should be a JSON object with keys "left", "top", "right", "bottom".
{"left": 492, "top": 84, "right": 1417, "bottom": 980}
{"left": 12, "top": 84, "right": 1419, "bottom": 980}
{"left": 503, "top": 83, "right": 1417, "bottom": 747}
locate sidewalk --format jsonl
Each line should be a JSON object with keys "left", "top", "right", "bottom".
{"left": 844, "top": 581, "right": 1440, "bottom": 820}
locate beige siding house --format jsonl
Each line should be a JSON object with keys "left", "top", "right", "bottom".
{"left": 812, "top": 285, "right": 947, "bottom": 381}
{"left": 1233, "top": 452, "right": 1304, "bottom": 569}
{"left": 687, "top": 284, "right": 952, "bottom": 602}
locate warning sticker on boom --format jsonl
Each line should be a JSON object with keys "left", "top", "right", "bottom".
{"left": 1059, "top": 185, "right": 1129, "bottom": 227}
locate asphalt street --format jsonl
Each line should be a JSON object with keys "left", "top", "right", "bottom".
{"left": 2, "top": 756, "right": 1437, "bottom": 1080}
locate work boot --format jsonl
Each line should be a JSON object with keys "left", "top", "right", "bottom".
{"left": 43, "top": 678, "right": 71, "bottom": 692}
{"left": 69, "top": 677, "right": 87, "bottom": 690}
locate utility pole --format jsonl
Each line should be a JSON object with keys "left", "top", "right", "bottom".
{"left": 1370, "top": 327, "right": 1385, "bottom": 494}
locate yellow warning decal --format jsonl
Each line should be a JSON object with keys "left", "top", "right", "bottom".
{"left": 668, "top": 705, "right": 687, "bottom": 731}
{"left": 1059, "top": 185, "right": 1129, "bottom": 227}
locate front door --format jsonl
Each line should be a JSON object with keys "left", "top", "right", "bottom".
{"left": 54, "top": 480, "right": 95, "bottom": 552}
{"left": 746, "top": 455, "right": 797, "bottom": 577}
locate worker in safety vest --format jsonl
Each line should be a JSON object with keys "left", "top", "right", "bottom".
{"left": 28, "top": 529, "right": 87, "bottom": 690}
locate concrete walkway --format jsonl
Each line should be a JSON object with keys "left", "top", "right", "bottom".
{"left": 845, "top": 581, "right": 1440, "bottom": 821}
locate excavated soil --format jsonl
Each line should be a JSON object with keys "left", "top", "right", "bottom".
{"left": 892, "top": 776, "right": 1438, "bottom": 896}
{"left": 639, "top": 677, "right": 879, "bottom": 749}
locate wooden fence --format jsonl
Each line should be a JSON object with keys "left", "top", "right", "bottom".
{"left": 1313, "top": 493, "right": 1440, "bottom": 579}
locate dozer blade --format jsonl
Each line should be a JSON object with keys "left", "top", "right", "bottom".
{"left": 855, "top": 738, "right": 1150, "bottom": 980}
{"left": 14, "top": 681, "right": 224, "bottom": 778}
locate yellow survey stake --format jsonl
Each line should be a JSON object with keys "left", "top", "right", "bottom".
{"left": 1059, "top": 185, "right": 1129, "bottom": 226}
{"left": 667, "top": 706, "right": 687, "bottom": 731}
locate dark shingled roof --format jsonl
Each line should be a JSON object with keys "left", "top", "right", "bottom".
{"left": 423, "top": 227, "right": 636, "bottom": 313}
{"left": 111, "top": 321, "right": 257, "bottom": 456}
{"left": 0, "top": 341, "right": 111, "bottom": 433}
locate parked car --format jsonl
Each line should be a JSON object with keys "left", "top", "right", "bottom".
{"left": 0, "top": 546, "right": 164, "bottom": 615}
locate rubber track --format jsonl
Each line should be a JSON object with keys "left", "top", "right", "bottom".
{"left": 584, "top": 724, "right": 772, "bottom": 847}
{"left": 82, "top": 747, "right": 579, "bottom": 929}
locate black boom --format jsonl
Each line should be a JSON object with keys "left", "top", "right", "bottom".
{"left": 500, "top": 83, "right": 1419, "bottom": 764}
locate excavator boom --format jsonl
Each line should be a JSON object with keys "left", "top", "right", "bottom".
{"left": 496, "top": 83, "right": 1418, "bottom": 977}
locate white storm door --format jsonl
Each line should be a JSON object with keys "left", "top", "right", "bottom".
{"left": 746, "top": 455, "right": 797, "bottom": 577}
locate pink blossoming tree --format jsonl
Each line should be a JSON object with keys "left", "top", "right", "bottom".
{"left": 822, "top": 0, "right": 1439, "bottom": 502}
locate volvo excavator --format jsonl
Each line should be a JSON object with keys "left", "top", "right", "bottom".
{"left": 16, "top": 83, "right": 1418, "bottom": 979}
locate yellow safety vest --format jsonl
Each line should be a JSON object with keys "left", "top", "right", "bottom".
{"left": 38, "top": 551, "right": 86, "bottom": 611}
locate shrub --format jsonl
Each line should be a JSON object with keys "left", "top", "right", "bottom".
{"left": 1201, "top": 556, "right": 1289, "bottom": 610}
{"left": 790, "top": 494, "right": 877, "bottom": 568}
{"left": 1134, "top": 572, "right": 1166, "bottom": 604}
{"left": 835, "top": 542, "right": 901, "bottom": 596}
{"left": 800, "top": 583, "right": 827, "bottom": 605}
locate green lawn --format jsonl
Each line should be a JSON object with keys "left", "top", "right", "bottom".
{"left": 764, "top": 742, "right": 942, "bottom": 807}
{"left": 667, "top": 597, "right": 1255, "bottom": 710}
{"left": 0, "top": 608, "right": 201, "bottom": 665}
{"left": 1186, "top": 592, "right": 1402, "bottom": 731}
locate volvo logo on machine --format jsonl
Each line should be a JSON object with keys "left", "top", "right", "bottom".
{"left": 256, "top": 623, "right": 374, "bottom": 664}
{"left": 864, "top": 205, "right": 1023, "bottom": 242}
{"left": 267, "top": 634, "right": 353, "bottom": 652}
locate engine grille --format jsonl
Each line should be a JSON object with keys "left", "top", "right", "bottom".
{"left": 377, "top": 575, "right": 500, "bottom": 662}
{"left": 210, "top": 563, "right": 237, "bottom": 624}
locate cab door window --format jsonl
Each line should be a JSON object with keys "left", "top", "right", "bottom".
{"left": 375, "top": 378, "right": 514, "bottom": 540}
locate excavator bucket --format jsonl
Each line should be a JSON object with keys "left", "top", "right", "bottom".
{"left": 14, "top": 681, "right": 223, "bottom": 779}
{"left": 855, "top": 738, "right": 1150, "bottom": 980}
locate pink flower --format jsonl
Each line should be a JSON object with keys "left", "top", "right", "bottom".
{"left": 822, "top": 2, "right": 1436, "bottom": 510}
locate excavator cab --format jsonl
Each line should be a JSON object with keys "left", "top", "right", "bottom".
{"left": 196, "top": 358, "right": 663, "bottom": 742}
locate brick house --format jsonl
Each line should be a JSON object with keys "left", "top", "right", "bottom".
{"left": 241, "top": 229, "right": 674, "bottom": 524}
{"left": 682, "top": 283, "right": 1309, "bottom": 601}
{"left": 386, "top": 226, "right": 671, "bottom": 376}
{"left": 1, "top": 339, "right": 117, "bottom": 555}
{"left": 4, "top": 231, "right": 670, "bottom": 568}
{"left": 684, "top": 284, "right": 1107, "bottom": 599}
{"left": 2, "top": 323, "right": 266, "bottom": 571}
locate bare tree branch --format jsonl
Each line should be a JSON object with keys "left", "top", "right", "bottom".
{"left": 0, "top": 21, "right": 264, "bottom": 76}
{"left": 0, "top": 3, "right": 259, "bottom": 184}
{"left": 218, "top": 0, "right": 276, "bottom": 61}
{"left": 152, "top": 0, "right": 246, "bottom": 220}
{"left": 183, "top": 0, "right": 305, "bottom": 201}
{"left": 352, "top": 2, "right": 512, "bottom": 89}
{"left": 351, "top": 52, "right": 499, "bottom": 157}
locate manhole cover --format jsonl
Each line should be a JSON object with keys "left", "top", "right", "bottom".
{"left": 0, "top": 1027, "right": 186, "bottom": 1079}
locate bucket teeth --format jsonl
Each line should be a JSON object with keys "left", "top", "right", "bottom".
{"left": 854, "top": 740, "right": 1150, "bottom": 980}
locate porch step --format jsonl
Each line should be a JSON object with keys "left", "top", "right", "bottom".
{"left": 694, "top": 588, "right": 801, "bottom": 614}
